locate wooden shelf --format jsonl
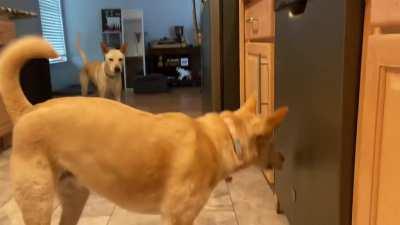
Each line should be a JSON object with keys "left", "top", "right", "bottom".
{"left": 0, "top": 6, "right": 37, "bottom": 20}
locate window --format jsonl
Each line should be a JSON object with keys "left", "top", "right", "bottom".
{"left": 38, "top": 0, "right": 67, "bottom": 63}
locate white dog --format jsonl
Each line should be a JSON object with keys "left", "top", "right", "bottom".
{"left": 76, "top": 35, "right": 127, "bottom": 101}
{"left": 176, "top": 67, "right": 192, "bottom": 81}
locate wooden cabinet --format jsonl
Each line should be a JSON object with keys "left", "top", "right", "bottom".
{"left": 0, "top": 15, "right": 52, "bottom": 148}
{"left": 0, "top": 20, "right": 16, "bottom": 46}
{"left": 371, "top": 0, "right": 400, "bottom": 27}
{"left": 0, "top": 99, "right": 12, "bottom": 137}
{"left": 0, "top": 20, "right": 14, "bottom": 139}
{"left": 353, "top": 1, "right": 400, "bottom": 225}
{"left": 245, "top": 0, "right": 274, "bottom": 41}
{"left": 240, "top": 0, "right": 276, "bottom": 191}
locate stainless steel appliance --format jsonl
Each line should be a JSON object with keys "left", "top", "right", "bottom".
{"left": 274, "top": 0, "right": 364, "bottom": 224}
{"left": 201, "top": 0, "right": 240, "bottom": 112}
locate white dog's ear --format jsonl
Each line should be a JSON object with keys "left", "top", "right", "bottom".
{"left": 120, "top": 43, "right": 128, "bottom": 54}
{"left": 101, "top": 42, "right": 110, "bottom": 54}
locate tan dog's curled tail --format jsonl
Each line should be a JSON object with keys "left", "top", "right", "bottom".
{"left": 0, "top": 36, "right": 58, "bottom": 123}
{"left": 76, "top": 33, "right": 88, "bottom": 66}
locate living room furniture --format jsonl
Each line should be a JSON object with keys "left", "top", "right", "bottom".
{"left": 148, "top": 46, "right": 201, "bottom": 86}
{"left": 122, "top": 9, "right": 146, "bottom": 89}
{"left": 133, "top": 74, "right": 169, "bottom": 94}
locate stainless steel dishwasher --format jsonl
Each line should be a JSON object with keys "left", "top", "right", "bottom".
{"left": 274, "top": 1, "right": 364, "bottom": 224}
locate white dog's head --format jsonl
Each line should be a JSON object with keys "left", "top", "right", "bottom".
{"left": 101, "top": 42, "right": 128, "bottom": 77}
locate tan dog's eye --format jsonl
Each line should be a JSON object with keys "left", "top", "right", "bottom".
{"left": 119, "top": 58, "right": 123, "bottom": 62}
{"left": 109, "top": 58, "right": 114, "bottom": 62}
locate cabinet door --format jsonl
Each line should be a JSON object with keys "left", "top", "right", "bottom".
{"left": 354, "top": 33, "right": 400, "bottom": 225}
{"left": 353, "top": 1, "right": 400, "bottom": 223}
{"left": 244, "top": 43, "right": 273, "bottom": 114}
{"left": 244, "top": 48, "right": 259, "bottom": 108}
{"left": 0, "top": 97, "right": 11, "bottom": 137}
{"left": 371, "top": 0, "right": 400, "bottom": 27}
{"left": 245, "top": 0, "right": 274, "bottom": 41}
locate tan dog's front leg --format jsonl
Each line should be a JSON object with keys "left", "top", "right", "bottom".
{"left": 161, "top": 187, "right": 211, "bottom": 225}
{"left": 162, "top": 215, "right": 195, "bottom": 225}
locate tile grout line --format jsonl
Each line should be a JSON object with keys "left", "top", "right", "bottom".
{"left": 105, "top": 205, "right": 117, "bottom": 225}
{"left": 226, "top": 181, "right": 241, "bottom": 225}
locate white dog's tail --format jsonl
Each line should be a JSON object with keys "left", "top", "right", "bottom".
{"left": 0, "top": 36, "right": 58, "bottom": 123}
{"left": 76, "top": 33, "right": 88, "bottom": 66}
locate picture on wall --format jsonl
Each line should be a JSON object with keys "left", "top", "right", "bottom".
{"left": 101, "top": 9, "right": 122, "bottom": 32}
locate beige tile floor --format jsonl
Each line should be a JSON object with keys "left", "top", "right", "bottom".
{"left": 0, "top": 87, "right": 289, "bottom": 225}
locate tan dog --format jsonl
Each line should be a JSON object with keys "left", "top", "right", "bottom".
{"left": 76, "top": 35, "right": 127, "bottom": 101}
{"left": 0, "top": 37, "right": 288, "bottom": 225}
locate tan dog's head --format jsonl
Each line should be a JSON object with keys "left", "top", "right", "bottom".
{"left": 222, "top": 96, "right": 288, "bottom": 170}
{"left": 101, "top": 42, "right": 128, "bottom": 77}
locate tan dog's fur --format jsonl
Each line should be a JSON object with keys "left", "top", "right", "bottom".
{"left": 0, "top": 37, "right": 288, "bottom": 225}
{"left": 76, "top": 35, "right": 127, "bottom": 101}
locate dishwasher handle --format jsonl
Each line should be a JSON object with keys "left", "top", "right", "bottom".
{"left": 275, "top": 0, "right": 307, "bottom": 14}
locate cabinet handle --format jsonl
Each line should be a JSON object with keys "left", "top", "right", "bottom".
{"left": 246, "top": 17, "right": 258, "bottom": 23}
{"left": 256, "top": 54, "right": 262, "bottom": 114}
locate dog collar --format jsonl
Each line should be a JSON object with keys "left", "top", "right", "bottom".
{"left": 223, "top": 118, "right": 243, "bottom": 159}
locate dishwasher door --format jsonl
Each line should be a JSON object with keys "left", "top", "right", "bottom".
{"left": 274, "top": 0, "right": 364, "bottom": 225}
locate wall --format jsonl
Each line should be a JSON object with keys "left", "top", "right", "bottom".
{"left": 1, "top": 0, "right": 42, "bottom": 36}
{"left": 51, "top": 0, "right": 202, "bottom": 91}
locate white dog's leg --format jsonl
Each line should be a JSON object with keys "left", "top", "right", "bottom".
{"left": 10, "top": 143, "right": 55, "bottom": 225}
{"left": 112, "top": 80, "right": 122, "bottom": 102}
{"left": 98, "top": 87, "right": 106, "bottom": 98}
{"left": 79, "top": 71, "right": 89, "bottom": 96}
{"left": 57, "top": 174, "right": 89, "bottom": 225}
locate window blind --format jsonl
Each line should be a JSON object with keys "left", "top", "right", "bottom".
{"left": 38, "top": 0, "right": 67, "bottom": 63}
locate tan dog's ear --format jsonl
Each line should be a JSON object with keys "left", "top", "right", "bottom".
{"left": 237, "top": 94, "right": 257, "bottom": 115}
{"left": 267, "top": 107, "right": 289, "bottom": 128}
{"left": 100, "top": 42, "right": 110, "bottom": 54}
{"left": 120, "top": 43, "right": 128, "bottom": 55}
{"left": 256, "top": 106, "right": 289, "bottom": 136}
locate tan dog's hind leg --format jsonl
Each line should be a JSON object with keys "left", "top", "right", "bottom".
{"left": 10, "top": 143, "right": 55, "bottom": 225}
{"left": 57, "top": 175, "right": 89, "bottom": 225}
{"left": 79, "top": 71, "right": 89, "bottom": 96}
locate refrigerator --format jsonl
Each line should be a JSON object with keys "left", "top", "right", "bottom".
{"left": 201, "top": 0, "right": 240, "bottom": 112}
{"left": 274, "top": 0, "right": 364, "bottom": 225}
